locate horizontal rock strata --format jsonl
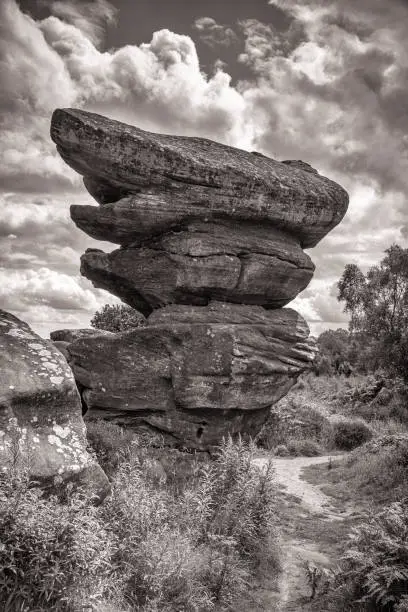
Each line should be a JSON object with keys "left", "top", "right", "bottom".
{"left": 80, "top": 222, "right": 314, "bottom": 313}
{"left": 51, "top": 108, "right": 348, "bottom": 249}
{"left": 50, "top": 109, "right": 348, "bottom": 312}
{"left": 66, "top": 303, "right": 316, "bottom": 449}
{"left": 50, "top": 108, "right": 348, "bottom": 450}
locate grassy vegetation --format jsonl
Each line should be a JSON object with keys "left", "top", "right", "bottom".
{"left": 0, "top": 425, "right": 280, "bottom": 612}
{"left": 257, "top": 374, "right": 375, "bottom": 457}
{"left": 305, "top": 433, "right": 408, "bottom": 507}
{"left": 298, "top": 374, "right": 408, "bottom": 611}
{"left": 263, "top": 373, "right": 408, "bottom": 611}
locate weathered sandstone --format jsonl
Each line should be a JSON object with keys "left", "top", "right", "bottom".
{"left": 51, "top": 108, "right": 349, "bottom": 249}
{"left": 66, "top": 303, "right": 316, "bottom": 449}
{"left": 79, "top": 221, "right": 314, "bottom": 313}
{"left": 49, "top": 108, "right": 348, "bottom": 449}
{"left": 0, "top": 310, "right": 110, "bottom": 501}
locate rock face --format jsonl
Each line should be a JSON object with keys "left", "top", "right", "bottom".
{"left": 79, "top": 222, "right": 315, "bottom": 313}
{"left": 50, "top": 108, "right": 348, "bottom": 449}
{"left": 50, "top": 109, "right": 348, "bottom": 311}
{"left": 0, "top": 310, "right": 110, "bottom": 501}
{"left": 51, "top": 109, "right": 348, "bottom": 249}
{"left": 65, "top": 303, "right": 316, "bottom": 449}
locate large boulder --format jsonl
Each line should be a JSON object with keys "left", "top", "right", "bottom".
{"left": 50, "top": 110, "right": 349, "bottom": 311}
{"left": 49, "top": 108, "right": 348, "bottom": 449}
{"left": 50, "top": 108, "right": 348, "bottom": 249}
{"left": 66, "top": 302, "right": 317, "bottom": 450}
{"left": 0, "top": 310, "right": 110, "bottom": 501}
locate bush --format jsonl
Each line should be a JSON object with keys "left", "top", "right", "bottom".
{"left": 287, "top": 438, "right": 323, "bottom": 457}
{"left": 331, "top": 419, "right": 372, "bottom": 450}
{"left": 0, "top": 472, "right": 120, "bottom": 611}
{"left": 99, "top": 436, "right": 279, "bottom": 609}
{"left": 91, "top": 303, "right": 145, "bottom": 332}
{"left": 0, "top": 432, "right": 279, "bottom": 611}
{"left": 325, "top": 501, "right": 408, "bottom": 611}
{"left": 274, "top": 444, "right": 290, "bottom": 457}
{"left": 86, "top": 419, "right": 137, "bottom": 477}
{"left": 257, "top": 397, "right": 329, "bottom": 451}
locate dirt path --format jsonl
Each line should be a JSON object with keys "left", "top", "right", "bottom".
{"left": 251, "top": 454, "right": 350, "bottom": 611}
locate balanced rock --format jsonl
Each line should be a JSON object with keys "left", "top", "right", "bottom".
{"left": 51, "top": 108, "right": 348, "bottom": 247}
{"left": 66, "top": 302, "right": 316, "bottom": 449}
{"left": 0, "top": 310, "right": 110, "bottom": 501}
{"left": 50, "top": 109, "right": 348, "bottom": 311}
{"left": 50, "top": 108, "right": 348, "bottom": 449}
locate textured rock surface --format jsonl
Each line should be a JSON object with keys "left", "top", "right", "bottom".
{"left": 50, "top": 109, "right": 349, "bottom": 312}
{"left": 0, "top": 310, "right": 110, "bottom": 501}
{"left": 66, "top": 302, "right": 316, "bottom": 449}
{"left": 51, "top": 108, "right": 349, "bottom": 249}
{"left": 50, "top": 328, "right": 114, "bottom": 343}
{"left": 80, "top": 222, "right": 315, "bottom": 313}
{"left": 49, "top": 107, "right": 348, "bottom": 449}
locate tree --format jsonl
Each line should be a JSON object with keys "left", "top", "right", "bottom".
{"left": 91, "top": 304, "right": 146, "bottom": 333}
{"left": 337, "top": 244, "right": 408, "bottom": 380}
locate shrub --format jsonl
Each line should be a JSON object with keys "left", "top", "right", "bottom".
{"left": 274, "top": 444, "right": 290, "bottom": 457}
{"left": 100, "top": 437, "right": 279, "bottom": 609}
{"left": 0, "top": 434, "right": 279, "bottom": 611}
{"left": 325, "top": 501, "right": 408, "bottom": 611}
{"left": 91, "top": 303, "right": 145, "bottom": 332}
{"left": 0, "top": 471, "right": 120, "bottom": 611}
{"left": 330, "top": 419, "right": 372, "bottom": 450}
{"left": 287, "top": 438, "right": 323, "bottom": 457}
{"left": 86, "top": 419, "right": 137, "bottom": 477}
{"left": 257, "top": 397, "right": 329, "bottom": 451}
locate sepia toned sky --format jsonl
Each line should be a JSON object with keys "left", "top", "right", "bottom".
{"left": 1, "top": 0, "right": 407, "bottom": 337}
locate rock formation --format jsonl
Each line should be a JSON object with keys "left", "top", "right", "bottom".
{"left": 50, "top": 108, "right": 348, "bottom": 449}
{"left": 0, "top": 310, "right": 110, "bottom": 501}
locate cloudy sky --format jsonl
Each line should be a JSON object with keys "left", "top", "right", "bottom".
{"left": 1, "top": 0, "right": 407, "bottom": 337}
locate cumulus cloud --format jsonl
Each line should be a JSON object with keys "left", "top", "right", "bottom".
{"left": 244, "top": 0, "right": 408, "bottom": 197}
{"left": 0, "top": 190, "right": 120, "bottom": 333}
{"left": 194, "top": 17, "right": 238, "bottom": 48}
{"left": 0, "top": 0, "right": 252, "bottom": 196}
{"left": 238, "top": 17, "right": 305, "bottom": 66}
{"left": 1, "top": 0, "right": 408, "bottom": 335}
{"left": 40, "top": 0, "right": 117, "bottom": 46}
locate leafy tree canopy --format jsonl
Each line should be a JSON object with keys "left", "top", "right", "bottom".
{"left": 337, "top": 244, "right": 408, "bottom": 380}
{"left": 91, "top": 303, "right": 146, "bottom": 333}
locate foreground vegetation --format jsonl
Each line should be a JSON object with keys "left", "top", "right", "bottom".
{"left": 0, "top": 430, "right": 279, "bottom": 612}
{"left": 292, "top": 373, "right": 408, "bottom": 612}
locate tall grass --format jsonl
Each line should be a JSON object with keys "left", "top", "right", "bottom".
{"left": 0, "top": 427, "right": 279, "bottom": 611}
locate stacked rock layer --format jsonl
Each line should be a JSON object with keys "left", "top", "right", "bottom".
{"left": 50, "top": 108, "right": 349, "bottom": 449}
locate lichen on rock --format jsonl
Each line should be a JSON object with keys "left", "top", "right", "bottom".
{"left": 0, "top": 310, "right": 110, "bottom": 502}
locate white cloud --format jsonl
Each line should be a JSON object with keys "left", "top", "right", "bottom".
{"left": 194, "top": 17, "right": 238, "bottom": 48}
{"left": 1, "top": 0, "right": 408, "bottom": 335}
{"left": 42, "top": 0, "right": 117, "bottom": 46}
{"left": 0, "top": 0, "right": 253, "bottom": 195}
{"left": 0, "top": 267, "right": 102, "bottom": 311}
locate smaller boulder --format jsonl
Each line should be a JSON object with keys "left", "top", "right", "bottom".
{"left": 50, "top": 328, "right": 114, "bottom": 343}
{"left": 0, "top": 310, "right": 110, "bottom": 502}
